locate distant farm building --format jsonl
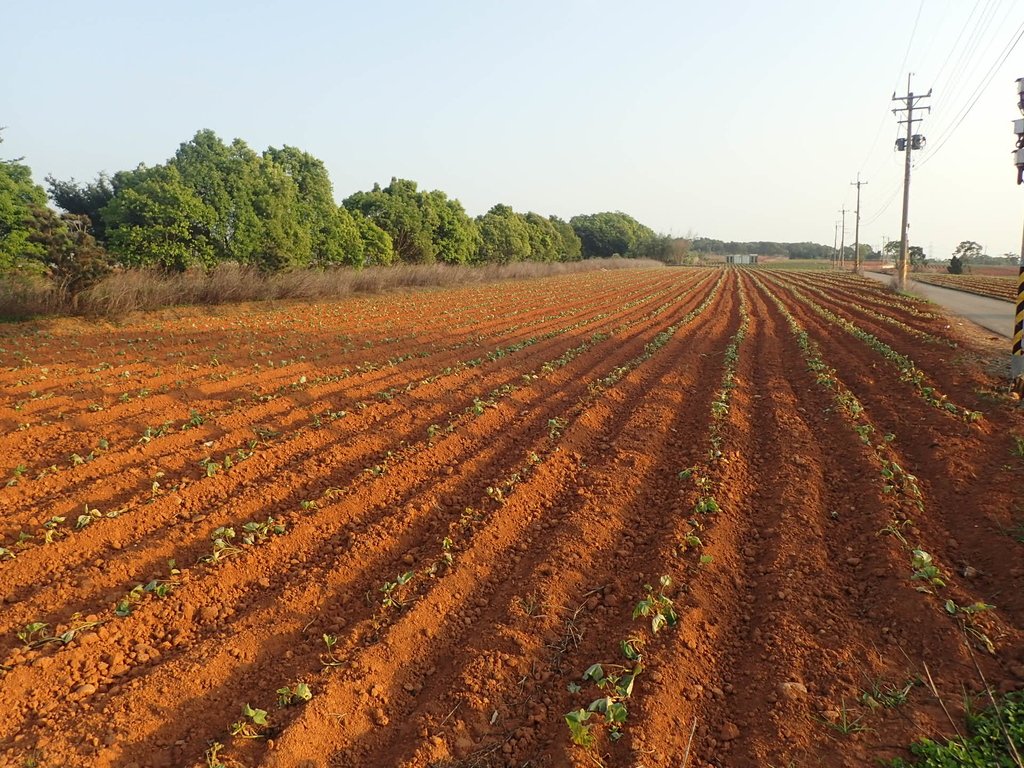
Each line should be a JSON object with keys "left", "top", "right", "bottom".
{"left": 725, "top": 254, "right": 759, "bottom": 265}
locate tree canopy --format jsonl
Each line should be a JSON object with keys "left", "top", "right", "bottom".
{"left": 569, "top": 212, "right": 657, "bottom": 259}
{"left": 2, "top": 128, "right": 669, "bottom": 280}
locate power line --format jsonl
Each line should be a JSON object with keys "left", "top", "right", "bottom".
{"left": 858, "top": 0, "right": 928, "bottom": 177}
{"left": 931, "top": 0, "right": 983, "bottom": 88}
{"left": 918, "top": 18, "right": 1024, "bottom": 166}
{"left": 862, "top": 180, "right": 902, "bottom": 227}
{"left": 931, "top": 0, "right": 1010, "bottom": 124}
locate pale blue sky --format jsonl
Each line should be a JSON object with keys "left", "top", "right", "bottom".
{"left": 3, "top": 0, "right": 1023, "bottom": 259}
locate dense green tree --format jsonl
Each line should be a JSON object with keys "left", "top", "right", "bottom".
{"left": 476, "top": 204, "right": 531, "bottom": 264}
{"left": 548, "top": 216, "right": 582, "bottom": 261}
{"left": 102, "top": 164, "right": 216, "bottom": 271}
{"left": 248, "top": 159, "right": 312, "bottom": 271}
{"left": 170, "top": 130, "right": 267, "bottom": 263}
{"left": 264, "top": 146, "right": 361, "bottom": 266}
{"left": 28, "top": 208, "right": 112, "bottom": 294}
{"left": 426, "top": 190, "right": 479, "bottom": 264}
{"left": 351, "top": 209, "right": 395, "bottom": 265}
{"left": 569, "top": 212, "right": 655, "bottom": 258}
{"left": 0, "top": 139, "right": 47, "bottom": 273}
{"left": 344, "top": 179, "right": 437, "bottom": 263}
{"left": 523, "top": 212, "right": 560, "bottom": 262}
{"left": 952, "top": 240, "right": 982, "bottom": 265}
{"left": 46, "top": 174, "right": 114, "bottom": 243}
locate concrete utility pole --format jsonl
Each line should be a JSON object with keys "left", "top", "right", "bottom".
{"left": 892, "top": 74, "right": 931, "bottom": 291}
{"left": 833, "top": 222, "right": 840, "bottom": 269}
{"left": 851, "top": 175, "right": 868, "bottom": 273}
{"left": 838, "top": 208, "right": 847, "bottom": 270}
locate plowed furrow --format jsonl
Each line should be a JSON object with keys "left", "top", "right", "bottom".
{"left": 0, "top": 278, "right": 711, "bottom": 644}
{"left": 0, "top": 276, "right": 718, "bottom": 764}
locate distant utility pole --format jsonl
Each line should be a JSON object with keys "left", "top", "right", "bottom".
{"left": 892, "top": 74, "right": 931, "bottom": 290}
{"left": 838, "top": 208, "right": 847, "bottom": 270}
{"left": 851, "top": 175, "right": 868, "bottom": 273}
{"left": 833, "top": 222, "right": 840, "bottom": 269}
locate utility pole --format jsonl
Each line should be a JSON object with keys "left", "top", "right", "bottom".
{"left": 833, "top": 222, "right": 839, "bottom": 269}
{"left": 851, "top": 175, "right": 867, "bottom": 273}
{"left": 838, "top": 208, "right": 847, "bottom": 270}
{"left": 892, "top": 74, "right": 931, "bottom": 290}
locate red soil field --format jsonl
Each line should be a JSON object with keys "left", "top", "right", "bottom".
{"left": 912, "top": 272, "right": 1018, "bottom": 302}
{"left": 0, "top": 268, "right": 1022, "bottom": 768}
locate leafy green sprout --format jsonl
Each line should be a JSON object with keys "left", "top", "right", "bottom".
{"left": 16, "top": 614, "right": 104, "bottom": 648}
{"left": 76, "top": 504, "right": 102, "bottom": 529}
{"left": 1013, "top": 436, "right": 1024, "bottom": 459}
{"left": 693, "top": 496, "right": 720, "bottom": 515}
{"left": 276, "top": 683, "right": 312, "bottom": 707}
{"left": 633, "top": 576, "right": 679, "bottom": 634}
{"left": 860, "top": 678, "right": 918, "bottom": 710}
{"left": 320, "top": 634, "right": 344, "bottom": 667}
{"left": 910, "top": 549, "right": 946, "bottom": 589}
{"left": 229, "top": 704, "right": 269, "bottom": 739}
{"left": 818, "top": 698, "right": 869, "bottom": 735}
{"left": 380, "top": 571, "right": 415, "bottom": 609}
{"left": 6, "top": 464, "right": 27, "bottom": 487}
{"left": 565, "top": 659, "right": 643, "bottom": 747}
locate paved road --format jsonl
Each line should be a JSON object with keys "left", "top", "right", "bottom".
{"left": 862, "top": 270, "right": 1014, "bottom": 338}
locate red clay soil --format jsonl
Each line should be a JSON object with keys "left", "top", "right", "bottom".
{"left": 0, "top": 268, "right": 1022, "bottom": 768}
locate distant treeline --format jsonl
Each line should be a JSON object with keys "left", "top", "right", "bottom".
{"left": 690, "top": 238, "right": 836, "bottom": 259}
{"left": 0, "top": 129, "right": 675, "bottom": 296}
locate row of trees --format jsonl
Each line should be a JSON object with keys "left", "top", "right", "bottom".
{"left": 690, "top": 238, "right": 834, "bottom": 260}
{"left": 1, "top": 129, "right": 668, "bottom": 292}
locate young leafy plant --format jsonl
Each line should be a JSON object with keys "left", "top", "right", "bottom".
{"left": 229, "top": 704, "right": 269, "bottom": 739}
{"left": 320, "top": 634, "right": 344, "bottom": 667}
{"left": 633, "top": 575, "right": 679, "bottom": 634}
{"left": 380, "top": 571, "right": 415, "bottom": 609}
{"left": 276, "top": 683, "right": 312, "bottom": 707}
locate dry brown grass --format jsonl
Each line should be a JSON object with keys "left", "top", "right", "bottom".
{"left": 0, "top": 258, "right": 664, "bottom": 320}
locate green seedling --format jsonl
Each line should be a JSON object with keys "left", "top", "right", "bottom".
{"left": 76, "top": 504, "right": 102, "bottom": 530}
{"left": 42, "top": 516, "right": 66, "bottom": 544}
{"left": 693, "top": 496, "right": 720, "bottom": 515}
{"left": 320, "top": 633, "right": 344, "bottom": 667}
{"left": 633, "top": 576, "right": 679, "bottom": 634}
{"left": 241, "top": 517, "right": 285, "bottom": 545}
{"left": 229, "top": 704, "right": 269, "bottom": 739}
{"left": 276, "top": 683, "right": 312, "bottom": 707}
{"left": 6, "top": 465, "right": 28, "bottom": 487}
{"left": 16, "top": 622, "right": 50, "bottom": 647}
{"left": 426, "top": 537, "right": 455, "bottom": 577}
{"left": 547, "top": 417, "right": 568, "bottom": 439}
{"left": 944, "top": 600, "right": 994, "bottom": 617}
{"left": 0, "top": 546, "right": 14, "bottom": 561}
{"left": 818, "top": 698, "right": 868, "bottom": 735}
{"left": 380, "top": 571, "right": 415, "bottom": 609}
{"left": 182, "top": 409, "right": 205, "bottom": 430}
{"left": 203, "top": 741, "right": 230, "bottom": 768}
{"left": 565, "top": 660, "right": 642, "bottom": 747}
{"left": 1013, "top": 436, "right": 1024, "bottom": 459}
{"left": 910, "top": 549, "right": 945, "bottom": 590}
{"left": 860, "top": 678, "right": 917, "bottom": 710}
{"left": 200, "top": 527, "right": 241, "bottom": 563}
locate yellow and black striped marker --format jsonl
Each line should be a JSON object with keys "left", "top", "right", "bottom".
{"left": 1014, "top": 259, "right": 1024, "bottom": 383}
